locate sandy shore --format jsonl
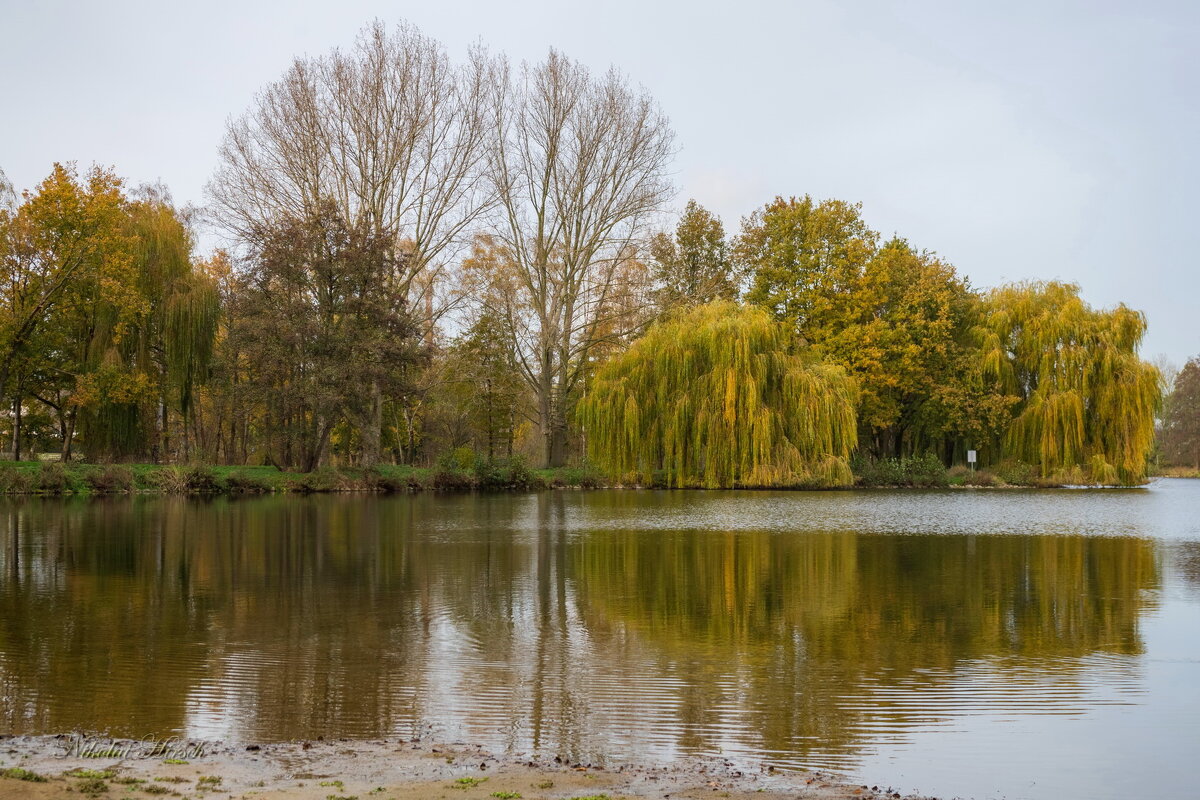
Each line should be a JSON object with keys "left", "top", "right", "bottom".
{"left": 0, "top": 735, "right": 937, "bottom": 800}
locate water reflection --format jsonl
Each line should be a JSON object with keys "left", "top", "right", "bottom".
{"left": 0, "top": 490, "right": 1176, "bottom": 776}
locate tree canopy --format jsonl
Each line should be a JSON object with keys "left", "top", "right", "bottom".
{"left": 578, "top": 301, "right": 858, "bottom": 488}
{"left": 976, "top": 282, "right": 1160, "bottom": 484}
{"left": 1160, "top": 357, "right": 1200, "bottom": 469}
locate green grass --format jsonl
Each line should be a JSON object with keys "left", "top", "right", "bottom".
{"left": 0, "top": 460, "right": 613, "bottom": 495}
{"left": 0, "top": 767, "right": 48, "bottom": 782}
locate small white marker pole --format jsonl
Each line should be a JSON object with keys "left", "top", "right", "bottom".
{"left": 967, "top": 450, "right": 977, "bottom": 472}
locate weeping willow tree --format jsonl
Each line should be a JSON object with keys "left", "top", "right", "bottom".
{"left": 578, "top": 302, "right": 858, "bottom": 488}
{"left": 74, "top": 190, "right": 219, "bottom": 460}
{"left": 977, "top": 282, "right": 1160, "bottom": 484}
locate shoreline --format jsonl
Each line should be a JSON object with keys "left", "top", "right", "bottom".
{"left": 0, "top": 459, "right": 1177, "bottom": 498}
{"left": 0, "top": 735, "right": 935, "bottom": 800}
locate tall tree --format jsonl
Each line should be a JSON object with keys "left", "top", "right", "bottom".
{"left": 0, "top": 165, "right": 129, "bottom": 419}
{"left": 485, "top": 50, "right": 675, "bottom": 466}
{"left": 1161, "top": 357, "right": 1200, "bottom": 469}
{"left": 737, "top": 195, "right": 877, "bottom": 345}
{"left": 977, "top": 282, "right": 1160, "bottom": 484}
{"left": 823, "top": 238, "right": 978, "bottom": 458}
{"left": 209, "top": 20, "right": 493, "bottom": 464}
{"left": 446, "top": 308, "right": 525, "bottom": 459}
{"left": 230, "top": 203, "right": 421, "bottom": 472}
{"left": 579, "top": 301, "right": 858, "bottom": 488}
{"left": 649, "top": 200, "right": 734, "bottom": 312}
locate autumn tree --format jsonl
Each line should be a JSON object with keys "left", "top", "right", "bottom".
{"left": 579, "top": 302, "right": 858, "bottom": 488}
{"left": 977, "top": 282, "right": 1160, "bottom": 484}
{"left": 485, "top": 50, "right": 675, "bottom": 466}
{"left": 1161, "top": 357, "right": 1200, "bottom": 469}
{"left": 737, "top": 196, "right": 877, "bottom": 345}
{"left": 210, "top": 20, "right": 493, "bottom": 464}
{"left": 649, "top": 200, "right": 734, "bottom": 312}
{"left": 821, "top": 238, "right": 981, "bottom": 458}
{"left": 447, "top": 308, "right": 525, "bottom": 459}
{"left": 0, "top": 165, "right": 128, "bottom": 433}
{"left": 230, "top": 203, "right": 421, "bottom": 472}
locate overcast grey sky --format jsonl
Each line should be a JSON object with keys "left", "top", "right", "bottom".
{"left": 2, "top": 0, "right": 1196, "bottom": 364}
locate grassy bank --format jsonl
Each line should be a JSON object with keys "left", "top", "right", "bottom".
{"left": 0, "top": 454, "right": 1149, "bottom": 497}
{"left": 0, "top": 459, "right": 607, "bottom": 496}
{"left": 1150, "top": 465, "right": 1200, "bottom": 479}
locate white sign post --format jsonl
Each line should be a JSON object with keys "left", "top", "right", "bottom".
{"left": 967, "top": 450, "right": 977, "bottom": 472}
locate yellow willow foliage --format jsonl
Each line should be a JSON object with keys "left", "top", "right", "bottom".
{"left": 978, "top": 282, "right": 1160, "bottom": 484}
{"left": 578, "top": 301, "right": 858, "bottom": 488}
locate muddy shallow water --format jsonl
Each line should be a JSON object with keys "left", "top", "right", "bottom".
{"left": 2, "top": 480, "right": 1198, "bottom": 800}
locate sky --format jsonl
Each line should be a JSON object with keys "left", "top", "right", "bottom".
{"left": 2, "top": 0, "right": 1197, "bottom": 365}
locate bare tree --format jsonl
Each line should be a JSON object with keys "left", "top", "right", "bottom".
{"left": 484, "top": 51, "right": 674, "bottom": 467}
{"left": 208, "top": 20, "right": 495, "bottom": 466}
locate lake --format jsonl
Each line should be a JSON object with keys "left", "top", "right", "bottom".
{"left": 2, "top": 481, "right": 1198, "bottom": 800}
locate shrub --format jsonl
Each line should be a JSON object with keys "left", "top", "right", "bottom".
{"left": 431, "top": 466, "right": 473, "bottom": 490}
{"left": 0, "top": 465, "right": 37, "bottom": 494}
{"left": 361, "top": 467, "right": 404, "bottom": 493}
{"left": 557, "top": 464, "right": 604, "bottom": 489}
{"left": 903, "top": 453, "right": 948, "bottom": 488}
{"left": 852, "top": 456, "right": 904, "bottom": 487}
{"left": 432, "top": 450, "right": 473, "bottom": 490}
{"left": 225, "top": 470, "right": 273, "bottom": 494}
{"left": 473, "top": 455, "right": 540, "bottom": 490}
{"left": 996, "top": 460, "right": 1035, "bottom": 486}
{"left": 37, "top": 462, "right": 72, "bottom": 493}
{"left": 286, "top": 466, "right": 345, "bottom": 493}
{"left": 853, "top": 454, "right": 947, "bottom": 487}
{"left": 145, "top": 467, "right": 188, "bottom": 493}
{"left": 85, "top": 464, "right": 135, "bottom": 493}
{"left": 965, "top": 469, "right": 997, "bottom": 487}
{"left": 184, "top": 466, "right": 223, "bottom": 493}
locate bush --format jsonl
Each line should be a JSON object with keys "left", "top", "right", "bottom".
{"left": 853, "top": 454, "right": 947, "bottom": 487}
{"left": 37, "top": 462, "right": 72, "bottom": 493}
{"left": 431, "top": 466, "right": 473, "bottom": 490}
{"left": 473, "top": 455, "right": 540, "bottom": 490}
{"left": 965, "top": 469, "right": 997, "bottom": 487}
{"left": 286, "top": 466, "right": 346, "bottom": 493}
{"left": 557, "top": 464, "right": 604, "bottom": 489}
{"left": 996, "top": 460, "right": 1035, "bottom": 486}
{"left": 450, "top": 446, "right": 475, "bottom": 471}
{"left": 184, "top": 466, "right": 223, "bottom": 494}
{"left": 852, "top": 455, "right": 904, "bottom": 487}
{"left": 224, "top": 470, "right": 273, "bottom": 494}
{"left": 145, "top": 466, "right": 188, "bottom": 493}
{"left": 432, "top": 450, "right": 473, "bottom": 490}
{"left": 84, "top": 464, "right": 135, "bottom": 493}
{"left": 0, "top": 465, "right": 37, "bottom": 494}
{"left": 904, "top": 453, "right": 948, "bottom": 488}
{"left": 362, "top": 467, "right": 406, "bottom": 493}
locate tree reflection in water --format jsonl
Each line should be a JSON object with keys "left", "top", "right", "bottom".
{"left": 0, "top": 492, "right": 1161, "bottom": 770}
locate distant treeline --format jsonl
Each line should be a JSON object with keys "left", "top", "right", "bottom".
{"left": 0, "top": 20, "right": 1189, "bottom": 487}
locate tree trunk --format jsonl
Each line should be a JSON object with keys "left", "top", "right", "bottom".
{"left": 63, "top": 409, "right": 77, "bottom": 462}
{"left": 10, "top": 395, "right": 22, "bottom": 462}
{"left": 359, "top": 381, "right": 384, "bottom": 469}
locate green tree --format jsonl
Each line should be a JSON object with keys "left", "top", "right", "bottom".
{"left": 737, "top": 195, "right": 877, "bottom": 345}
{"left": 447, "top": 309, "right": 525, "bottom": 460}
{"left": 1161, "top": 357, "right": 1200, "bottom": 469}
{"left": 650, "top": 200, "right": 735, "bottom": 312}
{"left": 0, "top": 165, "right": 130, "bottom": 440}
{"left": 822, "top": 238, "right": 977, "bottom": 458}
{"left": 230, "top": 203, "right": 422, "bottom": 472}
{"left": 579, "top": 301, "right": 858, "bottom": 488}
{"left": 977, "top": 281, "right": 1160, "bottom": 484}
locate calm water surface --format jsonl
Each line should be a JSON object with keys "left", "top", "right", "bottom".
{"left": 2, "top": 481, "right": 1199, "bottom": 800}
